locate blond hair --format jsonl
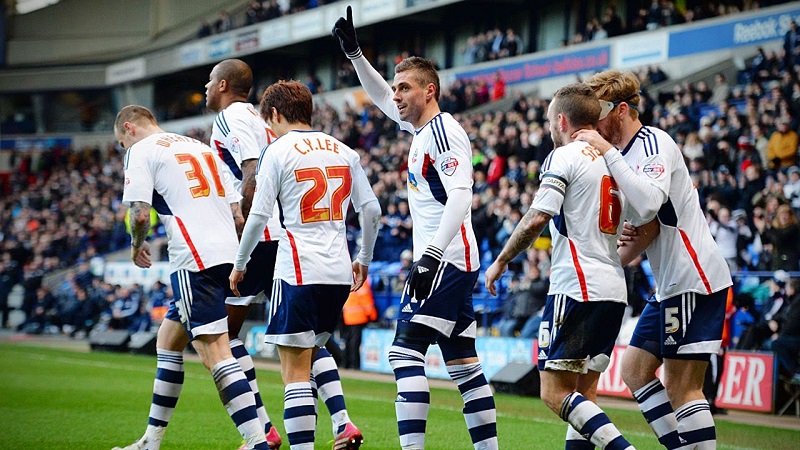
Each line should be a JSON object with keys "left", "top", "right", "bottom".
{"left": 584, "top": 70, "right": 641, "bottom": 120}
{"left": 114, "top": 105, "right": 157, "bottom": 135}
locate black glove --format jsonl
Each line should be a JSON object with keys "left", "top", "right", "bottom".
{"left": 332, "top": 5, "right": 361, "bottom": 59}
{"left": 407, "top": 247, "right": 442, "bottom": 300}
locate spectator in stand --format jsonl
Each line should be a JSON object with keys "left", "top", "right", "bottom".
{"left": 710, "top": 73, "right": 731, "bottom": 106}
{"left": 491, "top": 72, "right": 506, "bottom": 102}
{"left": 784, "top": 20, "right": 800, "bottom": 70}
{"left": 709, "top": 206, "right": 741, "bottom": 273}
{"left": 738, "top": 270, "right": 790, "bottom": 350}
{"left": 767, "top": 117, "right": 799, "bottom": 170}
{"left": 765, "top": 204, "right": 800, "bottom": 271}
{"left": 197, "top": 20, "right": 212, "bottom": 38}
{"left": 502, "top": 29, "right": 521, "bottom": 57}
{"left": 770, "top": 278, "right": 800, "bottom": 380}
{"left": 214, "top": 11, "right": 232, "bottom": 33}
{"left": 784, "top": 166, "right": 800, "bottom": 215}
{"left": 246, "top": 2, "right": 263, "bottom": 25}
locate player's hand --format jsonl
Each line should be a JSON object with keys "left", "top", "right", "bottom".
{"left": 332, "top": 5, "right": 361, "bottom": 58}
{"left": 617, "top": 222, "right": 638, "bottom": 247}
{"left": 572, "top": 129, "right": 614, "bottom": 155}
{"left": 131, "top": 241, "right": 152, "bottom": 268}
{"left": 407, "top": 251, "right": 440, "bottom": 300}
{"left": 229, "top": 268, "right": 246, "bottom": 297}
{"left": 484, "top": 260, "right": 507, "bottom": 296}
{"left": 351, "top": 261, "right": 369, "bottom": 292}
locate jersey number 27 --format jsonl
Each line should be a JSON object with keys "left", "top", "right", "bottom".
{"left": 295, "top": 166, "right": 352, "bottom": 223}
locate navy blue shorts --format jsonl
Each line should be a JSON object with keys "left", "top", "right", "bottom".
{"left": 537, "top": 294, "right": 626, "bottom": 374}
{"left": 166, "top": 264, "right": 233, "bottom": 339}
{"left": 265, "top": 279, "right": 350, "bottom": 348}
{"left": 398, "top": 262, "right": 478, "bottom": 339}
{"left": 629, "top": 289, "right": 728, "bottom": 360}
{"left": 226, "top": 241, "right": 279, "bottom": 306}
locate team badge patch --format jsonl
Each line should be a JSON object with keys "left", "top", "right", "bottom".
{"left": 642, "top": 163, "right": 665, "bottom": 179}
{"left": 440, "top": 156, "right": 459, "bottom": 176}
{"left": 230, "top": 137, "right": 240, "bottom": 153}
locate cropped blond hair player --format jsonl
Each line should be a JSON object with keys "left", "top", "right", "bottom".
{"left": 576, "top": 71, "right": 732, "bottom": 450}
{"left": 112, "top": 105, "right": 271, "bottom": 450}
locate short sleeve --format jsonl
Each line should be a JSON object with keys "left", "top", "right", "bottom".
{"left": 531, "top": 150, "right": 570, "bottom": 216}
{"left": 250, "top": 147, "right": 280, "bottom": 218}
{"left": 433, "top": 116, "right": 473, "bottom": 192}
{"left": 228, "top": 115, "right": 267, "bottom": 162}
{"left": 122, "top": 146, "right": 154, "bottom": 206}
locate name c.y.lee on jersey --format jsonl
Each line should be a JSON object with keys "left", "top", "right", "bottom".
{"left": 294, "top": 137, "right": 340, "bottom": 155}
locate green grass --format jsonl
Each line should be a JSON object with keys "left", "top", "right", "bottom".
{"left": 0, "top": 342, "right": 797, "bottom": 449}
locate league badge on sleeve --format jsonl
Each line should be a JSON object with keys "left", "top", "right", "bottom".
{"left": 440, "top": 156, "right": 459, "bottom": 176}
{"left": 642, "top": 163, "right": 665, "bottom": 179}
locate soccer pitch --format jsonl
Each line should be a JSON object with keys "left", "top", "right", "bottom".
{"left": 0, "top": 342, "right": 797, "bottom": 450}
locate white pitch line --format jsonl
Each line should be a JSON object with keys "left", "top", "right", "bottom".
{"left": 4, "top": 349, "right": 764, "bottom": 450}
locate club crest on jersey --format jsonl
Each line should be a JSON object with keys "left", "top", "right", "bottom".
{"left": 230, "top": 137, "right": 240, "bottom": 153}
{"left": 440, "top": 156, "right": 459, "bottom": 176}
{"left": 411, "top": 148, "right": 419, "bottom": 164}
{"left": 642, "top": 163, "right": 665, "bottom": 179}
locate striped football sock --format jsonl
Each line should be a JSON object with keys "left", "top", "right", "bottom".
{"left": 561, "top": 392, "right": 633, "bottom": 450}
{"left": 283, "top": 382, "right": 317, "bottom": 450}
{"left": 446, "top": 362, "right": 498, "bottom": 449}
{"left": 230, "top": 338, "right": 273, "bottom": 433}
{"left": 211, "top": 358, "right": 268, "bottom": 450}
{"left": 313, "top": 347, "right": 351, "bottom": 436}
{"left": 389, "top": 344, "right": 430, "bottom": 450}
{"left": 632, "top": 378, "right": 680, "bottom": 449}
{"left": 565, "top": 425, "right": 595, "bottom": 449}
{"left": 675, "top": 399, "right": 716, "bottom": 450}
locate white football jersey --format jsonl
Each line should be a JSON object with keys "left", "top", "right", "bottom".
{"left": 405, "top": 113, "right": 479, "bottom": 272}
{"left": 251, "top": 130, "right": 377, "bottom": 285}
{"left": 615, "top": 126, "right": 732, "bottom": 300}
{"left": 532, "top": 140, "right": 627, "bottom": 303}
{"left": 211, "top": 102, "right": 282, "bottom": 241}
{"left": 123, "top": 132, "right": 240, "bottom": 273}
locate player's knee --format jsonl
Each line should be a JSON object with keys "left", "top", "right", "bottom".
{"left": 439, "top": 335, "right": 477, "bottom": 363}
{"left": 390, "top": 322, "right": 434, "bottom": 370}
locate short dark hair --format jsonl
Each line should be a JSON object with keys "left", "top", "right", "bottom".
{"left": 114, "top": 105, "right": 157, "bottom": 135}
{"left": 395, "top": 56, "right": 440, "bottom": 101}
{"left": 259, "top": 80, "right": 313, "bottom": 125}
{"left": 216, "top": 59, "right": 253, "bottom": 96}
{"left": 551, "top": 83, "right": 601, "bottom": 127}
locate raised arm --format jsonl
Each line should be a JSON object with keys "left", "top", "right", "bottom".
{"left": 333, "top": 5, "right": 414, "bottom": 133}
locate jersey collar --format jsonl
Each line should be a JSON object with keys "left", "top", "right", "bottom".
{"left": 415, "top": 112, "right": 444, "bottom": 135}
{"left": 620, "top": 126, "right": 645, "bottom": 156}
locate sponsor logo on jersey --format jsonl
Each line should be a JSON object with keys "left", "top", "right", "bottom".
{"left": 440, "top": 156, "right": 459, "bottom": 176}
{"left": 642, "top": 163, "right": 665, "bottom": 178}
{"left": 664, "top": 335, "right": 677, "bottom": 345}
{"left": 408, "top": 172, "right": 420, "bottom": 191}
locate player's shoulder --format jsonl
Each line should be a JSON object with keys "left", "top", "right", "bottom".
{"left": 216, "top": 102, "right": 263, "bottom": 133}
{"left": 633, "top": 126, "right": 680, "bottom": 157}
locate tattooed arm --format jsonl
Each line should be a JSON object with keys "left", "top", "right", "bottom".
{"left": 485, "top": 208, "right": 552, "bottom": 295}
{"left": 230, "top": 202, "right": 245, "bottom": 239}
{"left": 129, "top": 201, "right": 153, "bottom": 268}
{"left": 239, "top": 159, "right": 258, "bottom": 220}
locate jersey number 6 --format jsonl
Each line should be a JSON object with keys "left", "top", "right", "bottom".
{"left": 295, "top": 166, "right": 352, "bottom": 223}
{"left": 599, "top": 175, "right": 622, "bottom": 235}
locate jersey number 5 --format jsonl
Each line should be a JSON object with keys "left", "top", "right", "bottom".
{"left": 599, "top": 175, "right": 622, "bottom": 235}
{"left": 295, "top": 166, "right": 352, "bottom": 223}
{"left": 175, "top": 152, "right": 225, "bottom": 198}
